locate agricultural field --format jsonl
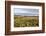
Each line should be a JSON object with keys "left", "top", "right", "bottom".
{"left": 14, "top": 15, "right": 39, "bottom": 27}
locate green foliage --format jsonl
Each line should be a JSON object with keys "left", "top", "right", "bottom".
{"left": 14, "top": 16, "right": 39, "bottom": 27}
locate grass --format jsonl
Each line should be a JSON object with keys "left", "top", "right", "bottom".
{"left": 14, "top": 16, "right": 39, "bottom": 27}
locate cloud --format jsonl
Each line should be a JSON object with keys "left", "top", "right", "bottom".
{"left": 14, "top": 8, "right": 39, "bottom": 16}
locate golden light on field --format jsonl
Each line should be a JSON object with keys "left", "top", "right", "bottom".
{"left": 14, "top": 16, "right": 39, "bottom": 27}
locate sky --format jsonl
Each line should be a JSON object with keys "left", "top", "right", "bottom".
{"left": 14, "top": 8, "right": 39, "bottom": 16}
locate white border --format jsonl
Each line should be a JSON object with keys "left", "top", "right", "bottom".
{"left": 11, "top": 5, "right": 42, "bottom": 31}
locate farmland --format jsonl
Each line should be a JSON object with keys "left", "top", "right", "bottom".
{"left": 14, "top": 15, "right": 39, "bottom": 27}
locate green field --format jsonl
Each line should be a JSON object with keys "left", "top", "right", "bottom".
{"left": 14, "top": 16, "right": 39, "bottom": 27}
